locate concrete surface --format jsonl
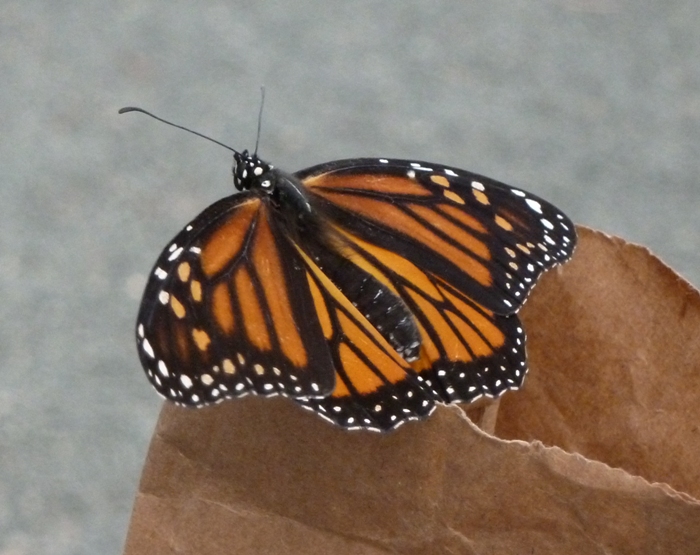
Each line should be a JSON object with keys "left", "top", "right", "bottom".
{"left": 1, "top": 0, "right": 698, "bottom": 553}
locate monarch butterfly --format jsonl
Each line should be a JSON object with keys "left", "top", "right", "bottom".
{"left": 124, "top": 107, "right": 576, "bottom": 432}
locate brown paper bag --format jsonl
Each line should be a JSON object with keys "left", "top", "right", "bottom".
{"left": 123, "top": 227, "right": 700, "bottom": 554}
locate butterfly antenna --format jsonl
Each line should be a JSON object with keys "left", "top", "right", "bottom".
{"left": 118, "top": 107, "right": 238, "bottom": 154}
{"left": 254, "top": 86, "right": 265, "bottom": 156}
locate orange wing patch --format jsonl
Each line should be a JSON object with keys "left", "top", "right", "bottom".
{"left": 336, "top": 311, "right": 408, "bottom": 388}
{"left": 234, "top": 266, "right": 271, "bottom": 351}
{"left": 200, "top": 198, "right": 260, "bottom": 277}
{"left": 436, "top": 203, "right": 488, "bottom": 234}
{"left": 444, "top": 310, "right": 492, "bottom": 358}
{"left": 495, "top": 214, "right": 513, "bottom": 231}
{"left": 190, "top": 280, "right": 202, "bottom": 302}
{"left": 444, "top": 190, "right": 466, "bottom": 205}
{"left": 317, "top": 190, "right": 492, "bottom": 287}
{"left": 406, "top": 288, "right": 472, "bottom": 363}
{"left": 437, "top": 284, "right": 505, "bottom": 349}
{"left": 252, "top": 213, "right": 308, "bottom": 368}
{"left": 430, "top": 175, "right": 450, "bottom": 187}
{"left": 306, "top": 272, "right": 333, "bottom": 339}
{"left": 192, "top": 328, "right": 211, "bottom": 352}
{"left": 170, "top": 295, "right": 186, "bottom": 319}
{"left": 211, "top": 282, "right": 235, "bottom": 334}
{"left": 406, "top": 203, "right": 490, "bottom": 260}
{"left": 177, "top": 262, "right": 191, "bottom": 282}
{"left": 336, "top": 342, "right": 384, "bottom": 395}
{"left": 305, "top": 173, "right": 431, "bottom": 196}
{"left": 411, "top": 320, "right": 441, "bottom": 372}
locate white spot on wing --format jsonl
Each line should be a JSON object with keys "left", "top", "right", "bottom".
{"left": 410, "top": 162, "right": 433, "bottom": 171}
{"left": 168, "top": 247, "right": 183, "bottom": 261}
{"left": 142, "top": 339, "right": 155, "bottom": 358}
{"left": 526, "top": 199, "right": 543, "bottom": 214}
{"left": 158, "top": 360, "right": 169, "bottom": 377}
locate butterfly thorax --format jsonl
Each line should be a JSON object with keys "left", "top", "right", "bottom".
{"left": 233, "top": 150, "right": 315, "bottom": 225}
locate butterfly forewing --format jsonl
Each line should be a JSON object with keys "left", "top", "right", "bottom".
{"left": 298, "top": 158, "right": 576, "bottom": 315}
{"left": 136, "top": 193, "right": 336, "bottom": 406}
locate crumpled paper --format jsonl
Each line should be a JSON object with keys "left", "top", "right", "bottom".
{"left": 123, "top": 227, "right": 700, "bottom": 554}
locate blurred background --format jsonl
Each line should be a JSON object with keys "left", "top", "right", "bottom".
{"left": 2, "top": 0, "right": 699, "bottom": 553}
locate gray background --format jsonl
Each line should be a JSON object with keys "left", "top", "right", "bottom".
{"left": 2, "top": 0, "right": 699, "bottom": 553}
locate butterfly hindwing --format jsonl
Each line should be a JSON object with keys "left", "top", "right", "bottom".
{"left": 136, "top": 193, "right": 336, "bottom": 406}
{"left": 317, "top": 226, "right": 529, "bottom": 405}
{"left": 406, "top": 277, "right": 528, "bottom": 403}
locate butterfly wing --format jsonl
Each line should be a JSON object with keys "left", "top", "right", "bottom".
{"left": 298, "top": 158, "right": 576, "bottom": 315}
{"left": 135, "top": 188, "right": 432, "bottom": 429}
{"left": 136, "top": 193, "right": 336, "bottom": 405}
{"left": 308, "top": 226, "right": 528, "bottom": 404}
{"left": 295, "top": 158, "right": 576, "bottom": 404}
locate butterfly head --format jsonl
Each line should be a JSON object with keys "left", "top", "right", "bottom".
{"left": 232, "top": 150, "right": 313, "bottom": 222}
{"left": 233, "top": 150, "right": 274, "bottom": 192}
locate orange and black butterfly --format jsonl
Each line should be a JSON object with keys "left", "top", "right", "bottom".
{"left": 127, "top": 108, "right": 576, "bottom": 431}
